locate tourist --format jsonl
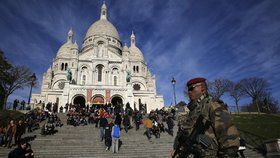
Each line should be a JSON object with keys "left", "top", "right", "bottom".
{"left": 20, "top": 100, "right": 26, "bottom": 110}
{"left": 15, "top": 120, "right": 25, "bottom": 145}
{"left": 64, "top": 103, "right": 69, "bottom": 112}
{"left": 25, "top": 142, "right": 34, "bottom": 158}
{"left": 166, "top": 115, "right": 174, "bottom": 136}
{"left": 104, "top": 123, "right": 112, "bottom": 151}
{"left": 114, "top": 113, "right": 122, "bottom": 130}
{"left": 0, "top": 127, "right": 5, "bottom": 146}
{"left": 134, "top": 111, "right": 142, "bottom": 131}
{"left": 111, "top": 123, "right": 120, "bottom": 153}
{"left": 59, "top": 106, "right": 63, "bottom": 113}
{"left": 13, "top": 99, "right": 19, "bottom": 111}
{"left": 4, "top": 120, "right": 17, "bottom": 148}
{"left": 99, "top": 115, "right": 108, "bottom": 141}
{"left": 52, "top": 103, "right": 58, "bottom": 113}
{"left": 143, "top": 117, "right": 153, "bottom": 141}
{"left": 151, "top": 119, "right": 160, "bottom": 138}
{"left": 8, "top": 140, "right": 27, "bottom": 158}
{"left": 122, "top": 113, "right": 130, "bottom": 133}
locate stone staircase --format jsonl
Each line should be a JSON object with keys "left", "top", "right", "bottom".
{"left": 0, "top": 113, "right": 265, "bottom": 158}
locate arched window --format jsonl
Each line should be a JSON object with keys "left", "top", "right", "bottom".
{"left": 114, "top": 76, "right": 117, "bottom": 86}
{"left": 61, "top": 63, "right": 64, "bottom": 71}
{"left": 65, "top": 63, "right": 68, "bottom": 70}
{"left": 133, "top": 66, "right": 135, "bottom": 72}
{"left": 97, "top": 65, "right": 103, "bottom": 82}
{"left": 81, "top": 66, "right": 88, "bottom": 85}
{"left": 136, "top": 66, "right": 139, "bottom": 73}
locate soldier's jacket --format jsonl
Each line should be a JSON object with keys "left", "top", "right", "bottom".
{"left": 176, "top": 95, "right": 240, "bottom": 157}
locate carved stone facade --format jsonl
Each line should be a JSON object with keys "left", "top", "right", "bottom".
{"left": 31, "top": 2, "right": 164, "bottom": 112}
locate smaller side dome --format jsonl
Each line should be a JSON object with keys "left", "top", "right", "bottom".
{"left": 129, "top": 46, "right": 144, "bottom": 62}
{"left": 56, "top": 42, "right": 73, "bottom": 58}
{"left": 123, "top": 43, "right": 129, "bottom": 52}
{"left": 129, "top": 31, "right": 144, "bottom": 62}
{"left": 56, "top": 29, "right": 78, "bottom": 58}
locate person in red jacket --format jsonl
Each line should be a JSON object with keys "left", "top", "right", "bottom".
{"left": 5, "top": 120, "right": 17, "bottom": 148}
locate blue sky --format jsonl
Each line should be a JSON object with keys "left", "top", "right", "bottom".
{"left": 0, "top": 0, "right": 280, "bottom": 109}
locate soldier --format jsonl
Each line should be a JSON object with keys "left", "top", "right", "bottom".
{"left": 171, "top": 77, "right": 239, "bottom": 158}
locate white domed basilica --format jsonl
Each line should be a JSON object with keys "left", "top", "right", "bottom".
{"left": 31, "top": 2, "right": 164, "bottom": 112}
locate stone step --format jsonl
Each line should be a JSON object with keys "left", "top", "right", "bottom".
{"left": 0, "top": 114, "right": 265, "bottom": 158}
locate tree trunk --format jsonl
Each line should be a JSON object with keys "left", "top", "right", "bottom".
{"left": 3, "top": 94, "right": 9, "bottom": 110}
{"left": 235, "top": 99, "right": 239, "bottom": 115}
{"left": 256, "top": 98, "right": 260, "bottom": 115}
{"left": 253, "top": 97, "right": 261, "bottom": 115}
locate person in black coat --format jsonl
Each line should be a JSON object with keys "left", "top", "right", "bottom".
{"left": 123, "top": 114, "right": 130, "bottom": 133}
{"left": 134, "top": 111, "right": 142, "bottom": 131}
{"left": 104, "top": 123, "right": 112, "bottom": 151}
{"left": 99, "top": 116, "right": 108, "bottom": 141}
{"left": 15, "top": 120, "right": 25, "bottom": 145}
{"left": 166, "top": 115, "right": 175, "bottom": 136}
{"left": 8, "top": 141, "right": 27, "bottom": 158}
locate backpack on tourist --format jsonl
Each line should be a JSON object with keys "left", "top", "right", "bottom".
{"left": 112, "top": 125, "right": 120, "bottom": 138}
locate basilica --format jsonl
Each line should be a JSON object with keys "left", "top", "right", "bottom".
{"left": 31, "top": 2, "right": 164, "bottom": 112}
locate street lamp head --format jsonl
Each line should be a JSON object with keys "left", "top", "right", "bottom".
{"left": 171, "top": 77, "right": 176, "bottom": 85}
{"left": 30, "top": 73, "right": 36, "bottom": 81}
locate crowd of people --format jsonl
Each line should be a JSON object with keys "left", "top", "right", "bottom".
{"left": 2, "top": 99, "right": 177, "bottom": 156}
{"left": 0, "top": 109, "right": 47, "bottom": 149}
{"left": 4, "top": 77, "right": 251, "bottom": 158}
{"left": 63, "top": 102, "right": 176, "bottom": 153}
{"left": 41, "top": 113, "right": 63, "bottom": 136}
{"left": 1, "top": 105, "right": 64, "bottom": 158}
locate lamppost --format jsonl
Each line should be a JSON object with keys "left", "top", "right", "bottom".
{"left": 28, "top": 73, "right": 36, "bottom": 109}
{"left": 171, "top": 77, "right": 177, "bottom": 105}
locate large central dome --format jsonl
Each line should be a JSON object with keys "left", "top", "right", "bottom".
{"left": 85, "top": 19, "right": 120, "bottom": 40}
{"left": 84, "top": 2, "right": 120, "bottom": 41}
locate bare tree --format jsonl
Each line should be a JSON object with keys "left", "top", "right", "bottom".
{"left": 228, "top": 81, "right": 245, "bottom": 114}
{"left": 240, "top": 77, "right": 269, "bottom": 115}
{"left": 1, "top": 65, "right": 34, "bottom": 110}
{"left": 0, "top": 50, "right": 12, "bottom": 110}
{"left": 259, "top": 92, "right": 279, "bottom": 114}
{"left": 208, "top": 78, "right": 231, "bottom": 100}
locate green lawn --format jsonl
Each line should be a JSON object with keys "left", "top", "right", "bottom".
{"left": 232, "top": 114, "right": 280, "bottom": 152}
{"left": 0, "top": 110, "right": 25, "bottom": 127}
{"left": 232, "top": 114, "right": 280, "bottom": 140}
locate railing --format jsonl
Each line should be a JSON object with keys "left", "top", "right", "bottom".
{"left": 238, "top": 128, "right": 267, "bottom": 155}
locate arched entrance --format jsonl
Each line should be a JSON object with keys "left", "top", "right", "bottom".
{"left": 91, "top": 95, "right": 105, "bottom": 105}
{"left": 73, "top": 95, "right": 86, "bottom": 107}
{"left": 111, "top": 96, "right": 123, "bottom": 106}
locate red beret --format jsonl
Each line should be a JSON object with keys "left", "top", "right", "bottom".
{"left": 187, "top": 77, "right": 206, "bottom": 87}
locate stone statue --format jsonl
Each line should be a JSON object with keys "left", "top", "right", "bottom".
{"left": 98, "top": 43, "right": 105, "bottom": 57}
{"left": 67, "top": 69, "right": 72, "bottom": 81}
{"left": 126, "top": 69, "right": 131, "bottom": 83}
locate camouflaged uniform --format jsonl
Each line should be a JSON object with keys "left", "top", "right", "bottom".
{"left": 174, "top": 94, "right": 239, "bottom": 158}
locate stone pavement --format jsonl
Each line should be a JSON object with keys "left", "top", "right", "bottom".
{"left": 0, "top": 113, "right": 265, "bottom": 158}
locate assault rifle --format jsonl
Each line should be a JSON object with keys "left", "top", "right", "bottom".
{"left": 172, "top": 115, "right": 212, "bottom": 158}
